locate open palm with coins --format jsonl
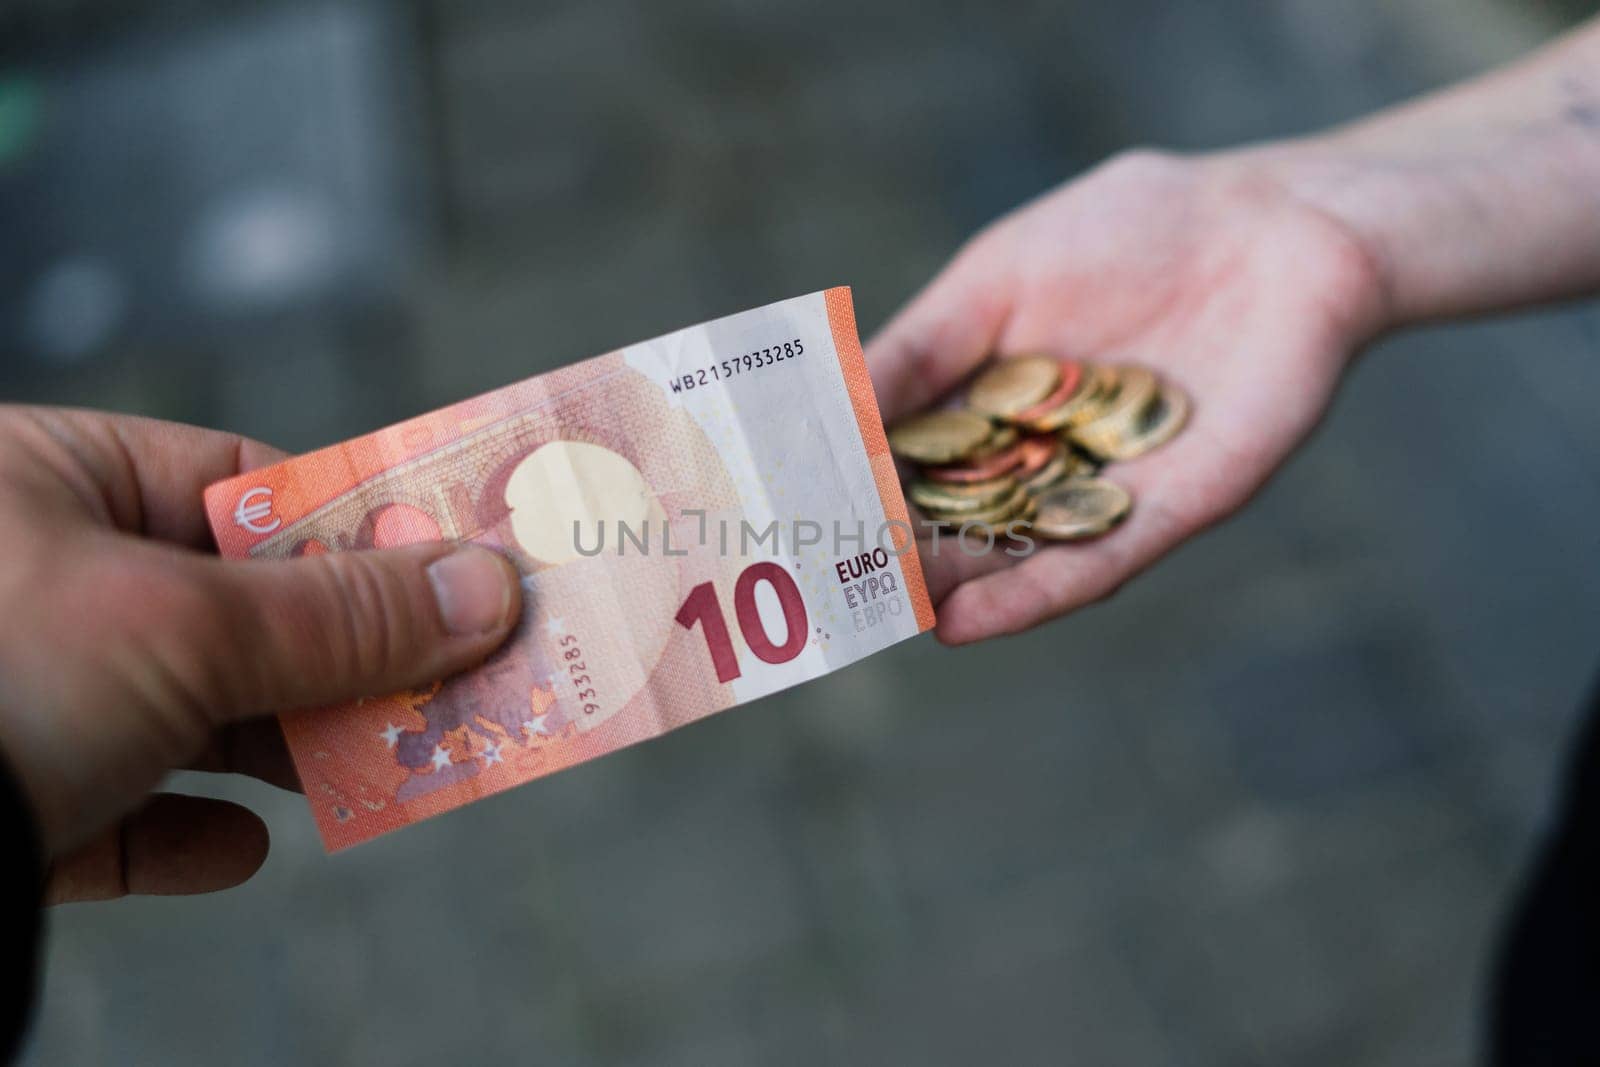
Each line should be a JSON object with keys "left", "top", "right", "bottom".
{"left": 867, "top": 149, "right": 1387, "bottom": 645}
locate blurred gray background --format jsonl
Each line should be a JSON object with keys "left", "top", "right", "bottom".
{"left": 5, "top": 1, "right": 1599, "bottom": 1064}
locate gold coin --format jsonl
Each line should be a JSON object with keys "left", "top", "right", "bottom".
{"left": 1108, "top": 365, "right": 1158, "bottom": 416}
{"left": 887, "top": 409, "right": 995, "bottom": 464}
{"left": 924, "top": 484, "right": 1030, "bottom": 527}
{"left": 967, "top": 423, "right": 1020, "bottom": 459}
{"left": 962, "top": 497, "right": 1037, "bottom": 534}
{"left": 1084, "top": 383, "right": 1190, "bottom": 461}
{"left": 908, "top": 474, "right": 1019, "bottom": 515}
{"left": 1031, "top": 478, "right": 1132, "bottom": 541}
{"left": 1026, "top": 364, "right": 1119, "bottom": 431}
{"left": 967, "top": 356, "right": 1062, "bottom": 418}
{"left": 955, "top": 488, "right": 1033, "bottom": 529}
{"left": 1069, "top": 367, "right": 1160, "bottom": 455}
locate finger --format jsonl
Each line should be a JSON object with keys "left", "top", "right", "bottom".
{"left": 103, "top": 416, "right": 288, "bottom": 545}
{"left": 933, "top": 433, "right": 1244, "bottom": 645}
{"left": 12, "top": 407, "right": 287, "bottom": 546}
{"left": 187, "top": 720, "right": 302, "bottom": 793}
{"left": 44, "top": 794, "right": 269, "bottom": 904}
{"left": 865, "top": 233, "right": 1015, "bottom": 423}
{"left": 171, "top": 541, "right": 522, "bottom": 721}
{"left": 909, "top": 510, "right": 1026, "bottom": 604}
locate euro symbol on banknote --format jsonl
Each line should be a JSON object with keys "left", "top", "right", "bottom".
{"left": 205, "top": 288, "right": 934, "bottom": 850}
{"left": 232, "top": 487, "right": 280, "bottom": 534}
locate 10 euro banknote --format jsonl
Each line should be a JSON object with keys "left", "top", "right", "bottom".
{"left": 205, "top": 288, "right": 934, "bottom": 850}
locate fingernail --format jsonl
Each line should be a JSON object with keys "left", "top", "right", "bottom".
{"left": 428, "top": 546, "right": 515, "bottom": 636}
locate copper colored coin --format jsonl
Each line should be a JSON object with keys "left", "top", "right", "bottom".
{"left": 967, "top": 355, "right": 1062, "bottom": 418}
{"left": 887, "top": 409, "right": 996, "bottom": 464}
{"left": 1013, "top": 360, "right": 1085, "bottom": 424}
{"left": 1011, "top": 436, "right": 1062, "bottom": 480}
{"left": 922, "top": 439, "right": 1029, "bottom": 483}
{"left": 1031, "top": 478, "right": 1132, "bottom": 541}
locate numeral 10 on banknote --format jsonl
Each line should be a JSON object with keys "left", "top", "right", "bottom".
{"left": 675, "top": 561, "right": 807, "bottom": 683}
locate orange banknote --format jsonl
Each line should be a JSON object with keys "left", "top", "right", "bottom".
{"left": 206, "top": 288, "right": 934, "bottom": 850}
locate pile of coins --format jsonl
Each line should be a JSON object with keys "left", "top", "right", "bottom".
{"left": 886, "top": 356, "right": 1189, "bottom": 541}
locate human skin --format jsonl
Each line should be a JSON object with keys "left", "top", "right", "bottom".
{"left": 868, "top": 16, "right": 1600, "bottom": 645}
{"left": 0, "top": 410, "right": 521, "bottom": 902}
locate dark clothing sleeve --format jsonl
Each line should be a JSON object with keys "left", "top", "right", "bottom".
{"left": 1492, "top": 681, "right": 1600, "bottom": 1066}
{"left": 0, "top": 753, "right": 43, "bottom": 1064}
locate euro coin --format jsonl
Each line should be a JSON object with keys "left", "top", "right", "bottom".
{"left": 1019, "top": 444, "right": 1083, "bottom": 493}
{"left": 1113, "top": 365, "right": 1158, "bottom": 414}
{"left": 1013, "top": 360, "right": 1084, "bottom": 424}
{"left": 1026, "top": 363, "right": 1119, "bottom": 432}
{"left": 944, "top": 484, "right": 1031, "bottom": 527}
{"left": 1085, "top": 382, "right": 1190, "bottom": 461}
{"left": 908, "top": 474, "right": 1019, "bottom": 515}
{"left": 1071, "top": 367, "right": 1162, "bottom": 459}
{"left": 967, "top": 423, "right": 1020, "bottom": 459}
{"left": 922, "top": 438, "right": 1029, "bottom": 483}
{"left": 887, "top": 409, "right": 995, "bottom": 464}
{"left": 1011, "top": 435, "right": 1062, "bottom": 480}
{"left": 1031, "top": 478, "right": 1132, "bottom": 541}
{"left": 959, "top": 496, "right": 1037, "bottom": 534}
{"left": 967, "top": 355, "right": 1062, "bottom": 418}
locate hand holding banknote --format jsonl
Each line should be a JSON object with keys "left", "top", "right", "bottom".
{"left": 0, "top": 408, "right": 522, "bottom": 901}
{"left": 868, "top": 150, "right": 1389, "bottom": 644}
{"left": 203, "top": 289, "right": 936, "bottom": 849}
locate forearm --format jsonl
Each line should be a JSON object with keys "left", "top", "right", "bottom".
{"left": 1246, "top": 16, "right": 1600, "bottom": 328}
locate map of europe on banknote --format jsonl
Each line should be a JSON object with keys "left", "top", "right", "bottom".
{"left": 205, "top": 289, "right": 935, "bottom": 850}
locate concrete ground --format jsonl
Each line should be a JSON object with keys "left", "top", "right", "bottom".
{"left": 10, "top": 1, "right": 1600, "bottom": 1063}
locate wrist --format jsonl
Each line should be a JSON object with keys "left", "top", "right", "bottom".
{"left": 1222, "top": 138, "right": 1417, "bottom": 334}
{"left": 1230, "top": 88, "right": 1600, "bottom": 330}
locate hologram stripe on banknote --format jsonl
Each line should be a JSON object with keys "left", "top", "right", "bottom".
{"left": 205, "top": 288, "right": 933, "bottom": 850}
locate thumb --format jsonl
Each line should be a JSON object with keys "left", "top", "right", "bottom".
{"left": 176, "top": 542, "right": 521, "bottom": 720}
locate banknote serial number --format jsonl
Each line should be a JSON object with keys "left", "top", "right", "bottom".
{"left": 559, "top": 633, "right": 601, "bottom": 716}
{"left": 667, "top": 338, "right": 805, "bottom": 394}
